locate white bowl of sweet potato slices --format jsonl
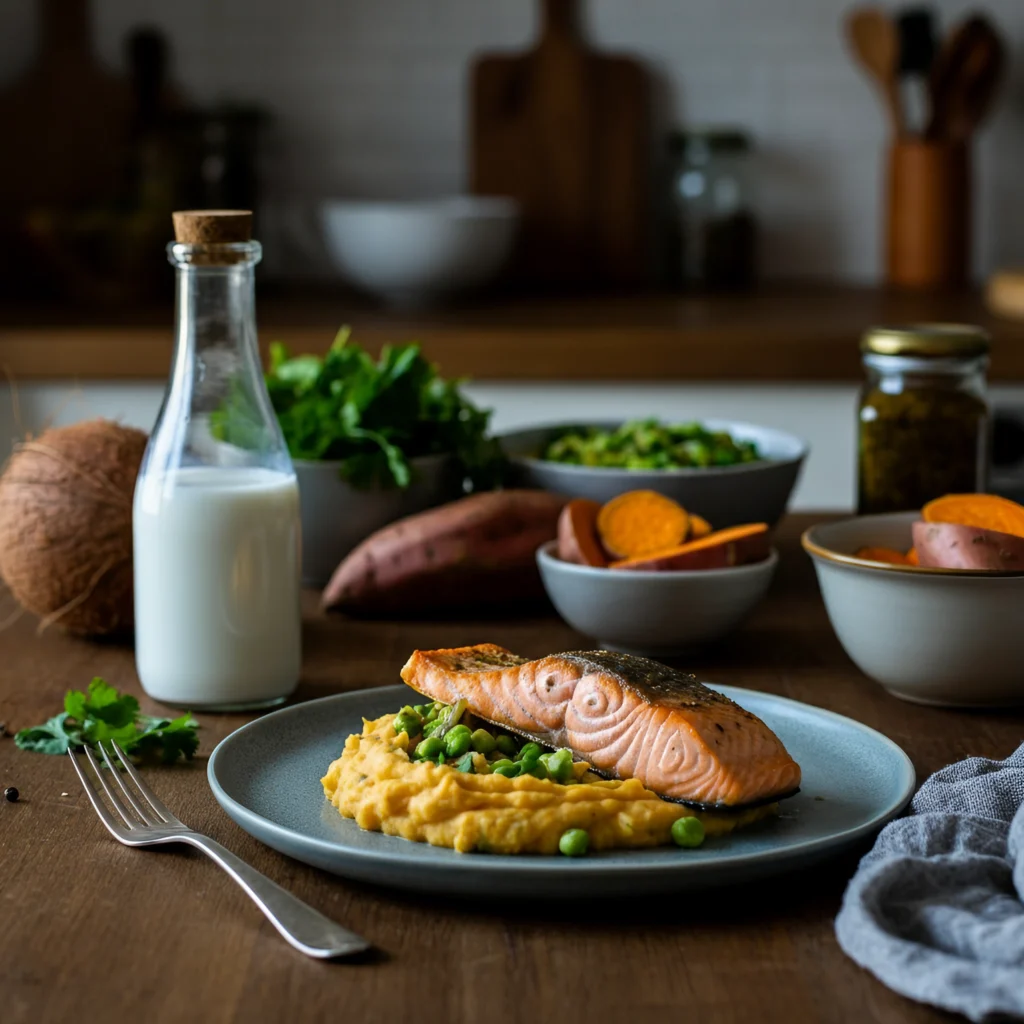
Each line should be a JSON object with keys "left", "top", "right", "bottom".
{"left": 803, "top": 494, "right": 1024, "bottom": 707}
{"left": 536, "top": 490, "right": 777, "bottom": 654}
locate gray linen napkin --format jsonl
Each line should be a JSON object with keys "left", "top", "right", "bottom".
{"left": 835, "top": 743, "right": 1024, "bottom": 1021}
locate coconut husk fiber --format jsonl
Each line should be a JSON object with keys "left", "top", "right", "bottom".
{"left": 0, "top": 419, "right": 147, "bottom": 636}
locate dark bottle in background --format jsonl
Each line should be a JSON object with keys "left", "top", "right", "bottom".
{"left": 664, "top": 128, "right": 758, "bottom": 291}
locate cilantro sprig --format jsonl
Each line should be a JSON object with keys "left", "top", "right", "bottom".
{"left": 15, "top": 678, "right": 199, "bottom": 764}
{"left": 210, "top": 327, "right": 507, "bottom": 491}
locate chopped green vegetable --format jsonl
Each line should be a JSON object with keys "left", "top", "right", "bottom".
{"left": 393, "top": 708, "right": 423, "bottom": 737}
{"left": 559, "top": 828, "right": 590, "bottom": 857}
{"left": 494, "top": 734, "right": 518, "bottom": 757}
{"left": 671, "top": 816, "right": 706, "bottom": 848}
{"left": 517, "top": 741, "right": 542, "bottom": 761}
{"left": 210, "top": 327, "right": 506, "bottom": 490}
{"left": 470, "top": 728, "right": 497, "bottom": 755}
{"left": 434, "top": 699, "right": 468, "bottom": 739}
{"left": 454, "top": 752, "right": 476, "bottom": 773}
{"left": 539, "top": 748, "right": 574, "bottom": 784}
{"left": 14, "top": 678, "right": 198, "bottom": 764}
{"left": 542, "top": 419, "right": 760, "bottom": 470}
{"left": 443, "top": 724, "right": 473, "bottom": 758}
{"left": 414, "top": 736, "right": 444, "bottom": 761}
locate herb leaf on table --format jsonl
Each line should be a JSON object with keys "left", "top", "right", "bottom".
{"left": 211, "top": 327, "right": 506, "bottom": 491}
{"left": 14, "top": 678, "right": 199, "bottom": 763}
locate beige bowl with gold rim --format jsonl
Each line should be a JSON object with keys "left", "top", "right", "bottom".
{"left": 803, "top": 512, "right": 1024, "bottom": 707}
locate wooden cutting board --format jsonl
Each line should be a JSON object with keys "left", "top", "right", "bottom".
{"left": 0, "top": 0, "right": 134, "bottom": 218}
{"left": 470, "top": 0, "right": 650, "bottom": 289}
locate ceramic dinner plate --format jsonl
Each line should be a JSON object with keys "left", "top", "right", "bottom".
{"left": 207, "top": 684, "right": 915, "bottom": 898}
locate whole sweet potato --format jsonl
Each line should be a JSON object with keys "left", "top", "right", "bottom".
{"left": 322, "top": 489, "right": 567, "bottom": 615}
{"left": 912, "top": 520, "right": 1024, "bottom": 571}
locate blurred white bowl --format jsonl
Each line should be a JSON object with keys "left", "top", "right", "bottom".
{"left": 295, "top": 456, "right": 461, "bottom": 587}
{"left": 536, "top": 540, "right": 778, "bottom": 656}
{"left": 803, "top": 512, "right": 1024, "bottom": 706}
{"left": 320, "top": 196, "right": 519, "bottom": 306}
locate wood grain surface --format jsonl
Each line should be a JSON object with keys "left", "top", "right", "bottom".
{"left": 2, "top": 285, "right": 1023, "bottom": 383}
{"left": 1, "top": 515, "right": 1020, "bottom": 1024}
{"left": 471, "top": 0, "right": 649, "bottom": 287}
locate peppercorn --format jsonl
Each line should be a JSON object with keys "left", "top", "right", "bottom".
{"left": 4, "top": 786, "right": 19, "bottom": 802}
{"left": 0, "top": 722, "right": 7, "bottom": 737}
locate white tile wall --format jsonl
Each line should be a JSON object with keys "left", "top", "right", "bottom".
{"left": 3, "top": 0, "right": 1023, "bottom": 282}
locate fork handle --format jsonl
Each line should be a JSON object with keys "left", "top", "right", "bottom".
{"left": 181, "top": 834, "right": 370, "bottom": 959}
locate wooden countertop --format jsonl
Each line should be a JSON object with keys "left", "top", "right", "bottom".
{"left": 2, "top": 514, "right": 1020, "bottom": 1023}
{"left": 2, "top": 285, "right": 1023, "bottom": 382}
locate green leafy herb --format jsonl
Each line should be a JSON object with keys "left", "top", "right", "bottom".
{"left": 14, "top": 678, "right": 199, "bottom": 764}
{"left": 211, "top": 327, "right": 506, "bottom": 491}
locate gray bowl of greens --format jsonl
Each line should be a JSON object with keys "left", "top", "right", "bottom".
{"left": 501, "top": 419, "right": 807, "bottom": 529}
{"left": 213, "top": 328, "right": 503, "bottom": 587}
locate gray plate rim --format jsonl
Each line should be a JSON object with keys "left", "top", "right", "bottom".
{"left": 207, "top": 683, "right": 915, "bottom": 878}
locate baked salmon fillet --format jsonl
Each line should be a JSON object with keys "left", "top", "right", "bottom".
{"left": 401, "top": 644, "right": 801, "bottom": 809}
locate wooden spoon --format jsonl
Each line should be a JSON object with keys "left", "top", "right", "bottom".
{"left": 927, "top": 16, "right": 1006, "bottom": 141}
{"left": 845, "top": 6, "right": 904, "bottom": 136}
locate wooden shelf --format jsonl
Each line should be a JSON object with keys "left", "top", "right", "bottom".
{"left": 2, "top": 285, "right": 1023, "bottom": 382}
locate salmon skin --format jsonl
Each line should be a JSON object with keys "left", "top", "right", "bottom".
{"left": 401, "top": 644, "right": 801, "bottom": 810}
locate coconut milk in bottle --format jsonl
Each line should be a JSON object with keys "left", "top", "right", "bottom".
{"left": 133, "top": 211, "right": 301, "bottom": 709}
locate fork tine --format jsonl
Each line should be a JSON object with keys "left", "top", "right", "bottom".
{"left": 83, "top": 744, "right": 139, "bottom": 828}
{"left": 97, "top": 743, "right": 160, "bottom": 826}
{"left": 67, "top": 748, "right": 130, "bottom": 838}
{"left": 109, "top": 741, "right": 181, "bottom": 826}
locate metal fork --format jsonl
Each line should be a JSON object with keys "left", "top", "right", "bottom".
{"left": 68, "top": 741, "right": 369, "bottom": 959}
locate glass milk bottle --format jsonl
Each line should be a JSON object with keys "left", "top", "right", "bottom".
{"left": 133, "top": 210, "right": 301, "bottom": 710}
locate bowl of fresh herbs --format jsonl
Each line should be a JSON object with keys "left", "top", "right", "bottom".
{"left": 500, "top": 419, "right": 807, "bottom": 530}
{"left": 213, "top": 329, "right": 504, "bottom": 586}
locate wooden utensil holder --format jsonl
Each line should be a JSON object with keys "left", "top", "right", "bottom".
{"left": 885, "top": 140, "right": 970, "bottom": 289}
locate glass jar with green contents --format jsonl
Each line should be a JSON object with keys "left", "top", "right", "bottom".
{"left": 857, "top": 325, "right": 990, "bottom": 515}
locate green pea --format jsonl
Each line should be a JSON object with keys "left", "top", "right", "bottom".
{"left": 524, "top": 760, "right": 548, "bottom": 780}
{"left": 393, "top": 707, "right": 423, "bottom": 734}
{"left": 425, "top": 706, "right": 440, "bottom": 723}
{"left": 495, "top": 735, "right": 518, "bottom": 757}
{"left": 539, "top": 748, "right": 574, "bottom": 784}
{"left": 444, "top": 724, "right": 473, "bottom": 758}
{"left": 671, "top": 816, "right": 705, "bottom": 849}
{"left": 414, "top": 736, "right": 444, "bottom": 760}
{"left": 470, "top": 729, "right": 497, "bottom": 754}
{"left": 413, "top": 704, "right": 430, "bottom": 717}
{"left": 518, "top": 742, "right": 542, "bottom": 761}
{"left": 559, "top": 828, "right": 589, "bottom": 857}
{"left": 492, "top": 761, "right": 521, "bottom": 778}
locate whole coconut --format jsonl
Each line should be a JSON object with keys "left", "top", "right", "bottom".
{"left": 0, "top": 419, "right": 147, "bottom": 636}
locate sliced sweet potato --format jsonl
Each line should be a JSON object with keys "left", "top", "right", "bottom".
{"left": 596, "top": 490, "right": 689, "bottom": 559}
{"left": 610, "top": 523, "right": 770, "bottom": 572}
{"left": 922, "top": 493, "right": 1024, "bottom": 539}
{"left": 322, "top": 490, "right": 567, "bottom": 615}
{"left": 557, "top": 498, "right": 607, "bottom": 567}
{"left": 912, "top": 520, "right": 1024, "bottom": 571}
{"left": 688, "top": 514, "right": 713, "bottom": 540}
{"left": 854, "top": 546, "right": 911, "bottom": 566}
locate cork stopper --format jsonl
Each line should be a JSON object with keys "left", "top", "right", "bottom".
{"left": 172, "top": 210, "right": 252, "bottom": 244}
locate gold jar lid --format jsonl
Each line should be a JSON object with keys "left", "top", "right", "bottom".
{"left": 860, "top": 323, "right": 990, "bottom": 358}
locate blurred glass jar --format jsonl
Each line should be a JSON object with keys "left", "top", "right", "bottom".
{"left": 667, "top": 128, "right": 757, "bottom": 290}
{"left": 857, "top": 325, "right": 990, "bottom": 515}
